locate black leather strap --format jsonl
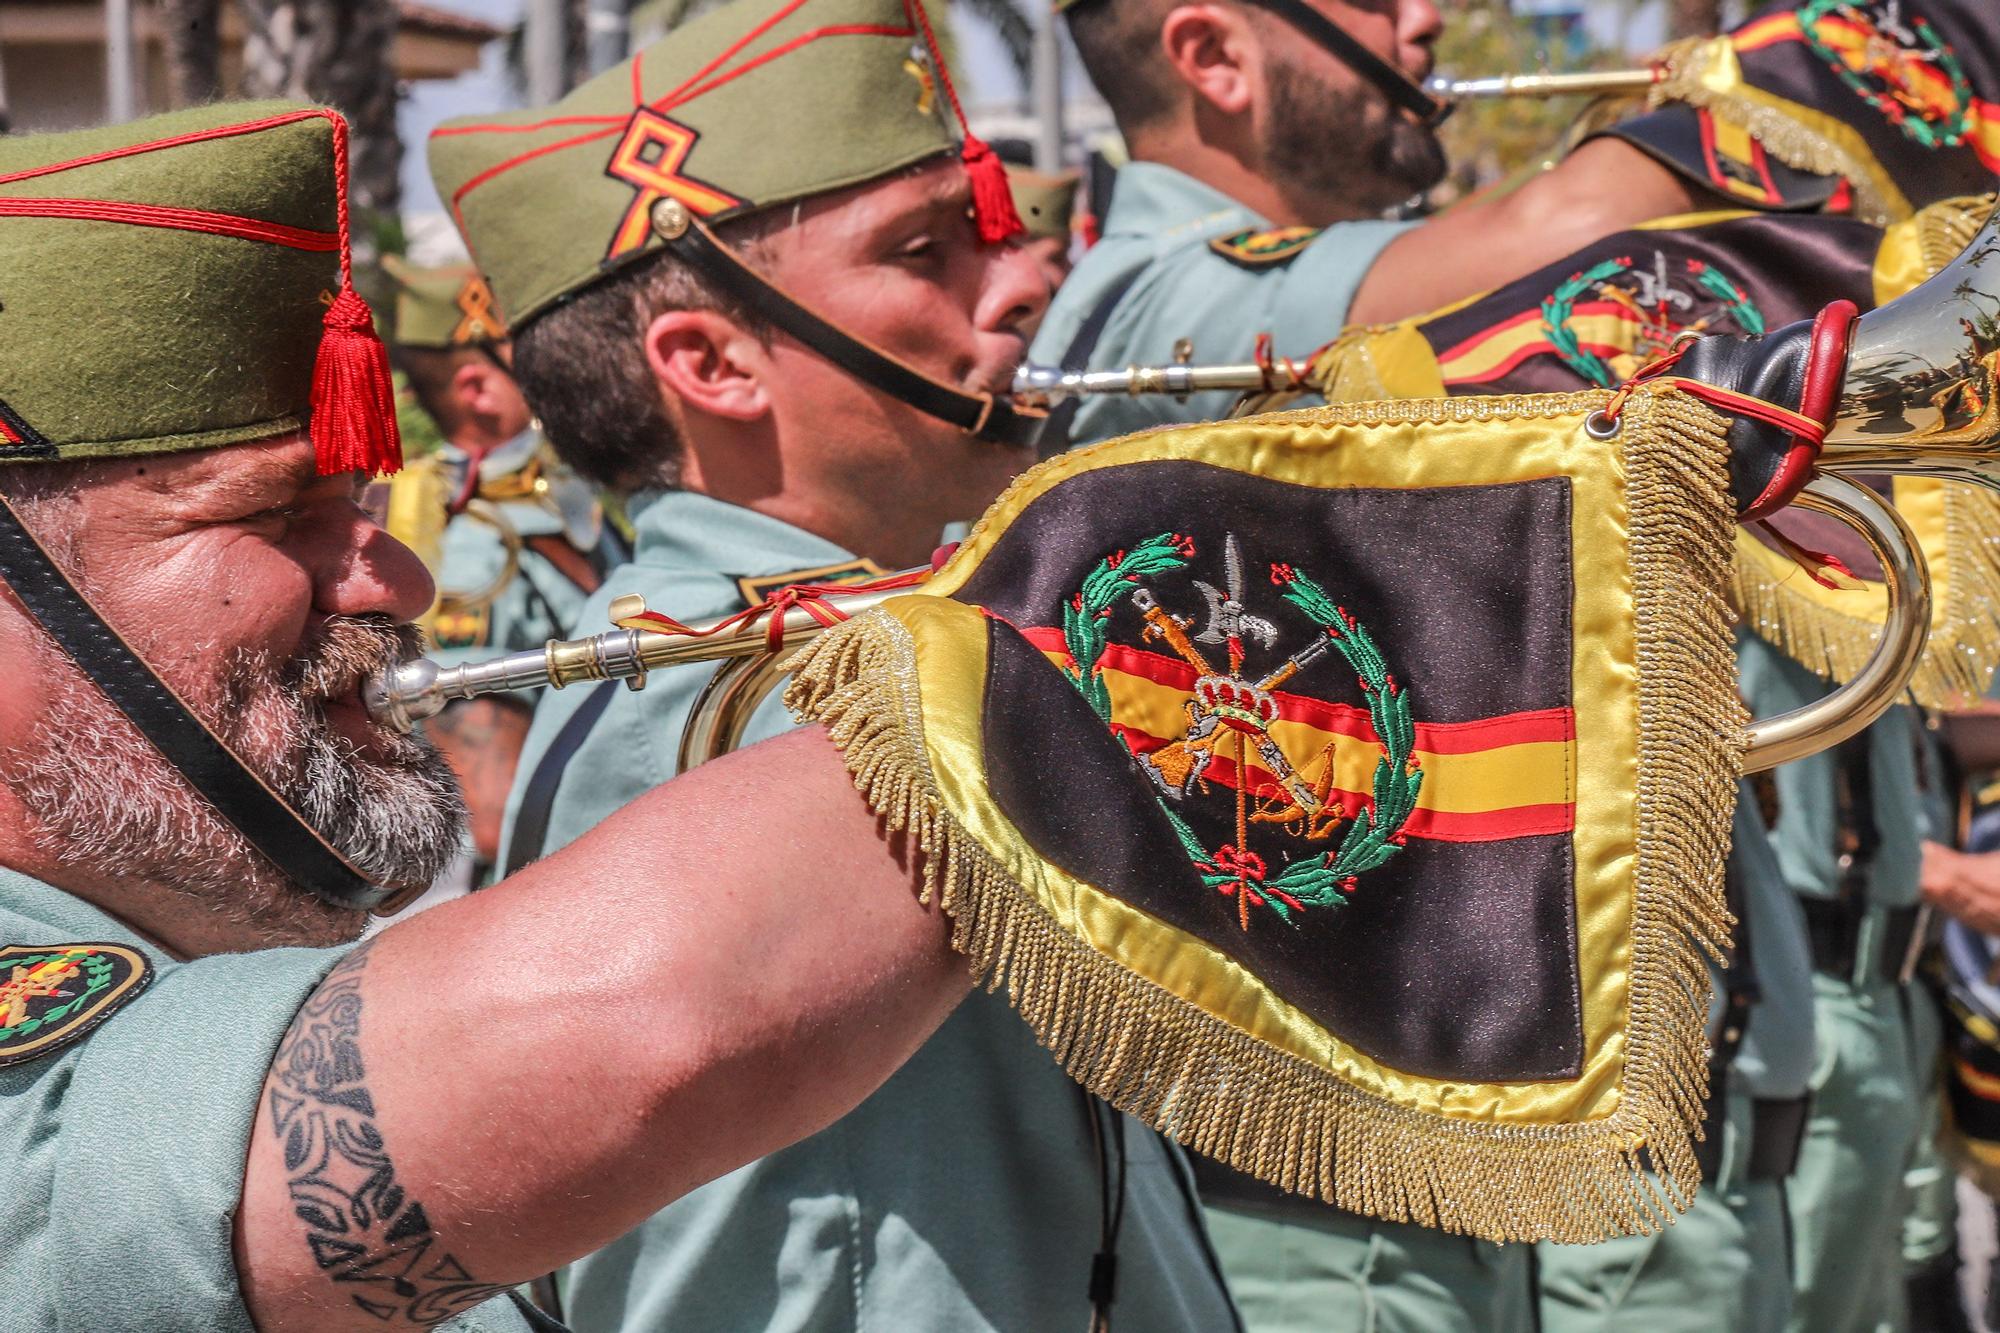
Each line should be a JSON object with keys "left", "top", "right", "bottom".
{"left": 666, "top": 220, "right": 1049, "bottom": 450}
{"left": 1701, "top": 852, "right": 1759, "bottom": 1169}
{"left": 509, "top": 1289, "right": 572, "bottom": 1331}
{"left": 0, "top": 489, "right": 383, "bottom": 908}
{"left": 1041, "top": 265, "right": 1149, "bottom": 458}
{"left": 500, "top": 678, "right": 619, "bottom": 878}
{"left": 1745, "top": 1095, "right": 1809, "bottom": 1180}
{"left": 1237, "top": 0, "right": 1448, "bottom": 126}
{"left": 1800, "top": 897, "right": 1923, "bottom": 984}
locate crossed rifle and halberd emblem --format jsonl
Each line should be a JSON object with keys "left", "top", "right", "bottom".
{"left": 1057, "top": 532, "right": 1423, "bottom": 931}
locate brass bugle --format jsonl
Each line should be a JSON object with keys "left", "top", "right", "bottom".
{"left": 1012, "top": 360, "right": 1302, "bottom": 405}
{"left": 1424, "top": 68, "right": 1662, "bottom": 102}
{"left": 364, "top": 579, "right": 920, "bottom": 737}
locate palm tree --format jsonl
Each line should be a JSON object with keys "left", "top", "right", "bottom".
{"left": 159, "top": 0, "right": 223, "bottom": 106}
{"left": 238, "top": 0, "right": 402, "bottom": 213}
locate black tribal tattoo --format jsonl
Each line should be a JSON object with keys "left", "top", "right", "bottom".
{"left": 268, "top": 939, "right": 510, "bottom": 1324}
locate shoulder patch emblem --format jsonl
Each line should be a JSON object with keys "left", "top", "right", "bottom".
{"left": 1209, "top": 226, "right": 1321, "bottom": 268}
{"left": 736, "top": 558, "right": 889, "bottom": 608}
{"left": 431, "top": 602, "right": 493, "bottom": 651}
{"left": 0, "top": 943, "right": 152, "bottom": 1067}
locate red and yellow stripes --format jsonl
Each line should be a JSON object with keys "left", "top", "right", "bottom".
{"left": 1019, "top": 629, "right": 1576, "bottom": 843}
{"left": 1731, "top": 9, "right": 2000, "bottom": 173}
{"left": 1434, "top": 300, "right": 1646, "bottom": 389}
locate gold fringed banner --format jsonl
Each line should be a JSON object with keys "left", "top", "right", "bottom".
{"left": 1649, "top": 35, "right": 1910, "bottom": 226}
{"left": 787, "top": 388, "right": 1742, "bottom": 1244}
{"left": 1733, "top": 480, "right": 2000, "bottom": 707}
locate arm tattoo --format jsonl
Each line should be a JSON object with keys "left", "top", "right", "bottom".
{"left": 268, "top": 939, "right": 511, "bottom": 1324}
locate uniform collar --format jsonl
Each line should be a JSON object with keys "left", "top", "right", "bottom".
{"left": 1101, "top": 161, "right": 1264, "bottom": 247}
{"left": 625, "top": 489, "right": 857, "bottom": 585}
{"left": 440, "top": 427, "right": 540, "bottom": 482}
{"left": 0, "top": 864, "right": 168, "bottom": 956}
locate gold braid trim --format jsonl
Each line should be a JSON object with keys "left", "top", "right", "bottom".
{"left": 785, "top": 392, "right": 1740, "bottom": 1244}
{"left": 1731, "top": 483, "right": 2000, "bottom": 707}
{"left": 1649, "top": 37, "right": 1908, "bottom": 226}
{"left": 1915, "top": 195, "right": 1990, "bottom": 272}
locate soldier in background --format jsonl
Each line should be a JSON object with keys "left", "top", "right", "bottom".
{"left": 1008, "top": 164, "right": 1083, "bottom": 299}
{"left": 383, "top": 259, "right": 619, "bottom": 876}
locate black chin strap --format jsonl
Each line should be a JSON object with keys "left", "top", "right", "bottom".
{"left": 1237, "top": 0, "right": 1449, "bottom": 127}
{"left": 0, "top": 488, "right": 389, "bottom": 911}
{"left": 662, "top": 217, "right": 1050, "bottom": 451}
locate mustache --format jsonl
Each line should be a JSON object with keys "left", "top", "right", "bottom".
{"left": 284, "top": 615, "right": 425, "bottom": 707}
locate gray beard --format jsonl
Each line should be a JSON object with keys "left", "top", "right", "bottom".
{"left": 0, "top": 615, "right": 467, "bottom": 948}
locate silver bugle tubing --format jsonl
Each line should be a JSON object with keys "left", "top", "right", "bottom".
{"left": 1425, "top": 68, "right": 1662, "bottom": 101}
{"left": 1012, "top": 361, "right": 1295, "bottom": 405}
{"left": 364, "top": 577, "right": 921, "bottom": 734}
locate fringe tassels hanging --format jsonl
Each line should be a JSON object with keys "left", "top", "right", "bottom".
{"left": 785, "top": 387, "right": 1743, "bottom": 1246}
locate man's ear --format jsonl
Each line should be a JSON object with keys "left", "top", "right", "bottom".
{"left": 641, "top": 310, "right": 771, "bottom": 423}
{"left": 1160, "top": 3, "right": 1257, "bottom": 116}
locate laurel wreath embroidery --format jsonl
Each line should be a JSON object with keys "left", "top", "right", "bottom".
{"left": 1059, "top": 534, "right": 1422, "bottom": 927}
{"left": 1540, "top": 256, "right": 1768, "bottom": 388}
{"left": 1800, "top": 0, "right": 1972, "bottom": 150}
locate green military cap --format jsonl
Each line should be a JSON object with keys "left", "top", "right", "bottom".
{"left": 0, "top": 100, "right": 401, "bottom": 474}
{"left": 381, "top": 255, "right": 509, "bottom": 349}
{"left": 431, "top": 0, "right": 1020, "bottom": 331}
{"left": 1007, "top": 166, "right": 1079, "bottom": 243}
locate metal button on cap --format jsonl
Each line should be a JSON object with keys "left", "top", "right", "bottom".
{"left": 650, "top": 198, "right": 691, "bottom": 240}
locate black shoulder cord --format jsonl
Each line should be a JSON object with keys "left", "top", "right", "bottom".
{"left": 0, "top": 488, "right": 386, "bottom": 910}
{"left": 1084, "top": 1092, "right": 1129, "bottom": 1333}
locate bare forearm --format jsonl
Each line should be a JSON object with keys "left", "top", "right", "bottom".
{"left": 238, "top": 727, "right": 969, "bottom": 1328}
{"left": 1348, "top": 139, "right": 1708, "bottom": 325}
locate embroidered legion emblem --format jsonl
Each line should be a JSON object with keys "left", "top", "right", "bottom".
{"left": 1536, "top": 250, "right": 1768, "bottom": 389}
{"left": 1209, "top": 225, "right": 1320, "bottom": 268}
{"left": 784, "top": 394, "right": 1746, "bottom": 1243}
{"left": 1051, "top": 532, "right": 1419, "bottom": 930}
{"left": 1610, "top": 0, "right": 2000, "bottom": 225}
{"left": 735, "top": 558, "right": 890, "bottom": 609}
{"left": 1800, "top": 0, "right": 1973, "bottom": 149}
{"left": 0, "top": 943, "right": 151, "bottom": 1067}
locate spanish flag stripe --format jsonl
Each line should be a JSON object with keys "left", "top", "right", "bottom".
{"left": 1014, "top": 628, "right": 1576, "bottom": 841}
{"left": 1437, "top": 304, "right": 1647, "bottom": 386}
{"left": 1974, "top": 101, "right": 2000, "bottom": 172}
{"left": 1019, "top": 629, "right": 1575, "bottom": 750}
{"left": 1732, "top": 13, "right": 1802, "bottom": 53}
{"left": 1114, "top": 728, "right": 1575, "bottom": 843}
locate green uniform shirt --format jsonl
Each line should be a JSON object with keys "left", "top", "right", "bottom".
{"left": 1027, "top": 161, "right": 1414, "bottom": 445}
{"left": 1738, "top": 633, "right": 1925, "bottom": 910}
{"left": 429, "top": 432, "right": 602, "bottom": 671}
{"left": 500, "top": 490, "right": 1238, "bottom": 1333}
{"left": 1723, "top": 777, "right": 1816, "bottom": 1100}
{"left": 0, "top": 867, "right": 533, "bottom": 1332}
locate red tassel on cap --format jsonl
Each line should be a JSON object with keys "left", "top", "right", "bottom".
{"left": 906, "top": 0, "right": 1025, "bottom": 245}
{"left": 960, "top": 133, "right": 1024, "bottom": 244}
{"left": 310, "top": 112, "right": 402, "bottom": 476}
{"left": 312, "top": 284, "right": 402, "bottom": 476}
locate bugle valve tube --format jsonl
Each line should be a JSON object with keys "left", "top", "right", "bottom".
{"left": 1012, "top": 361, "right": 1302, "bottom": 405}
{"left": 364, "top": 579, "right": 920, "bottom": 735}
{"left": 1424, "top": 68, "right": 1663, "bottom": 102}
